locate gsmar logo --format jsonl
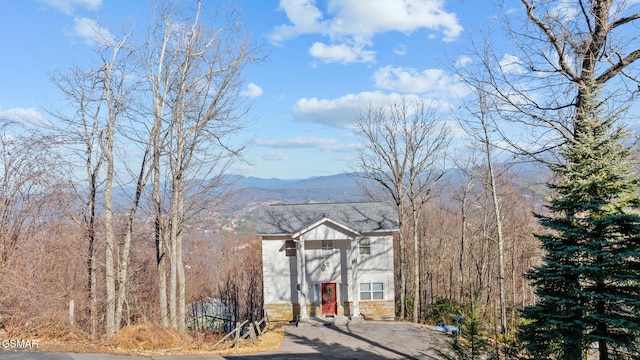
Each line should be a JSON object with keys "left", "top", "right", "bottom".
{"left": 0, "top": 339, "right": 39, "bottom": 349}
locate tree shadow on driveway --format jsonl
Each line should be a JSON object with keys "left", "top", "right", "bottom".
{"left": 225, "top": 321, "right": 448, "bottom": 359}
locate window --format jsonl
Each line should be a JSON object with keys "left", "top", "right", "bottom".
{"left": 359, "top": 238, "right": 371, "bottom": 255}
{"left": 314, "top": 284, "right": 321, "bottom": 306}
{"left": 285, "top": 240, "right": 296, "bottom": 257}
{"left": 360, "top": 282, "right": 384, "bottom": 300}
{"left": 322, "top": 240, "right": 333, "bottom": 251}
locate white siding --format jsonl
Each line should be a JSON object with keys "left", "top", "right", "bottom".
{"left": 262, "top": 222, "right": 395, "bottom": 308}
{"left": 357, "top": 235, "right": 395, "bottom": 301}
{"left": 303, "top": 238, "right": 350, "bottom": 304}
{"left": 358, "top": 235, "right": 393, "bottom": 271}
{"left": 262, "top": 238, "right": 298, "bottom": 304}
{"left": 300, "top": 223, "right": 353, "bottom": 241}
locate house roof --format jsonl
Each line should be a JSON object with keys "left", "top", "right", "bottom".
{"left": 256, "top": 201, "right": 398, "bottom": 236}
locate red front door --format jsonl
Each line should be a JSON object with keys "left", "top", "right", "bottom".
{"left": 322, "top": 282, "right": 337, "bottom": 315}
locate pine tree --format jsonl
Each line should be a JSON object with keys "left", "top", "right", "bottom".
{"left": 438, "top": 305, "right": 490, "bottom": 360}
{"left": 519, "top": 81, "right": 640, "bottom": 360}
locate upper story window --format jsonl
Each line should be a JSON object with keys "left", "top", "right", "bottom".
{"left": 359, "top": 238, "right": 371, "bottom": 255}
{"left": 321, "top": 240, "right": 333, "bottom": 251}
{"left": 285, "top": 240, "right": 296, "bottom": 257}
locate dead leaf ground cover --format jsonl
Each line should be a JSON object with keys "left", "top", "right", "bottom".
{"left": 2, "top": 316, "right": 285, "bottom": 357}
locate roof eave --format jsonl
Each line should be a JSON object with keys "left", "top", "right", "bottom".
{"left": 292, "top": 217, "right": 362, "bottom": 238}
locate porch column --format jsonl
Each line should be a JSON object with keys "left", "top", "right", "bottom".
{"left": 350, "top": 236, "right": 361, "bottom": 318}
{"left": 298, "top": 239, "right": 308, "bottom": 320}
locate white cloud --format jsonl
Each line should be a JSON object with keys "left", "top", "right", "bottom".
{"left": 70, "top": 17, "right": 114, "bottom": 46}
{"left": 240, "top": 83, "right": 264, "bottom": 98}
{"left": 256, "top": 137, "right": 326, "bottom": 148}
{"left": 325, "top": 0, "right": 463, "bottom": 41}
{"left": 549, "top": 1, "right": 578, "bottom": 22}
{"left": 0, "top": 107, "right": 48, "bottom": 126}
{"left": 256, "top": 136, "right": 358, "bottom": 153}
{"left": 40, "top": 0, "right": 102, "bottom": 14}
{"left": 309, "top": 42, "right": 375, "bottom": 64}
{"left": 393, "top": 43, "right": 407, "bottom": 56}
{"left": 455, "top": 56, "right": 472, "bottom": 67}
{"left": 270, "top": 0, "right": 463, "bottom": 63}
{"left": 257, "top": 151, "right": 289, "bottom": 161}
{"left": 270, "top": 0, "right": 328, "bottom": 44}
{"left": 292, "top": 91, "right": 452, "bottom": 128}
{"left": 499, "top": 54, "right": 527, "bottom": 75}
{"left": 372, "top": 65, "right": 470, "bottom": 98}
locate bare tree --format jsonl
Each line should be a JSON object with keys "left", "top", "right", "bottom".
{"left": 52, "top": 29, "right": 140, "bottom": 337}
{"left": 457, "top": 91, "right": 509, "bottom": 334}
{"left": 142, "top": 0, "right": 261, "bottom": 330}
{"left": 48, "top": 66, "right": 105, "bottom": 339}
{"left": 353, "top": 98, "right": 450, "bottom": 322}
{"left": 451, "top": 152, "right": 478, "bottom": 305}
{"left": 0, "top": 122, "right": 66, "bottom": 268}
{"left": 97, "top": 33, "right": 139, "bottom": 337}
{"left": 464, "top": 0, "right": 640, "bottom": 161}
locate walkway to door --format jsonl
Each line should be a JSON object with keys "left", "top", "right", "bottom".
{"left": 225, "top": 320, "right": 451, "bottom": 359}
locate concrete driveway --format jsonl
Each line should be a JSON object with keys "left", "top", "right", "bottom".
{"left": 1, "top": 320, "right": 451, "bottom": 360}
{"left": 226, "top": 320, "right": 451, "bottom": 360}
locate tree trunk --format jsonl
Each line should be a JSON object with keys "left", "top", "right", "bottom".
{"left": 103, "top": 84, "right": 116, "bottom": 336}
{"left": 104, "top": 134, "right": 116, "bottom": 337}
{"left": 169, "top": 225, "right": 177, "bottom": 328}
{"left": 398, "top": 215, "right": 407, "bottom": 319}
{"left": 483, "top": 124, "right": 507, "bottom": 335}
{"left": 89, "top": 230, "right": 97, "bottom": 340}
{"left": 412, "top": 206, "right": 420, "bottom": 323}
{"left": 153, "top": 154, "right": 168, "bottom": 326}
{"left": 459, "top": 176, "right": 472, "bottom": 304}
{"left": 86, "top": 174, "right": 98, "bottom": 340}
{"left": 176, "top": 186, "right": 186, "bottom": 331}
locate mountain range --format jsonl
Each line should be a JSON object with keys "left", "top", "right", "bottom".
{"left": 227, "top": 161, "right": 549, "bottom": 207}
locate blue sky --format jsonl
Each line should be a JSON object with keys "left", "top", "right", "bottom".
{"left": 1, "top": 0, "right": 616, "bottom": 179}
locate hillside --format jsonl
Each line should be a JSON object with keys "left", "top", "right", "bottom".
{"left": 204, "top": 165, "right": 550, "bottom": 237}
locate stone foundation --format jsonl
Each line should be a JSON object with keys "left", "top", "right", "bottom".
{"left": 359, "top": 300, "right": 395, "bottom": 320}
{"left": 264, "top": 303, "right": 300, "bottom": 322}
{"left": 306, "top": 303, "right": 344, "bottom": 316}
{"left": 266, "top": 300, "right": 394, "bottom": 321}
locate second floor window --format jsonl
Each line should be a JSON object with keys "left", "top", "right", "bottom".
{"left": 359, "top": 238, "right": 371, "bottom": 255}
{"left": 322, "top": 240, "right": 333, "bottom": 251}
{"left": 285, "top": 240, "right": 296, "bottom": 256}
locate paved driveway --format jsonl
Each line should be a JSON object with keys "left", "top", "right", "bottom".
{"left": 1, "top": 321, "right": 450, "bottom": 360}
{"left": 226, "top": 320, "right": 450, "bottom": 360}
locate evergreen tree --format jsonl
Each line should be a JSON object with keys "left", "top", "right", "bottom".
{"left": 519, "top": 81, "right": 640, "bottom": 359}
{"left": 438, "top": 305, "right": 490, "bottom": 360}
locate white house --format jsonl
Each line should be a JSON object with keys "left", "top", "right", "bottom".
{"left": 256, "top": 201, "right": 398, "bottom": 322}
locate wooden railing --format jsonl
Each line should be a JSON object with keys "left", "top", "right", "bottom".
{"left": 212, "top": 316, "right": 269, "bottom": 349}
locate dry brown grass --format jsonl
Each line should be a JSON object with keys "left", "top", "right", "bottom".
{"left": 109, "top": 323, "right": 194, "bottom": 353}
{"left": 3, "top": 316, "right": 285, "bottom": 356}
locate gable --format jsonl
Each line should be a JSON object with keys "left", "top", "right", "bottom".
{"left": 298, "top": 220, "right": 358, "bottom": 241}
{"left": 256, "top": 201, "right": 398, "bottom": 236}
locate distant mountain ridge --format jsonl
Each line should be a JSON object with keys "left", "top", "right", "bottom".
{"left": 227, "top": 172, "right": 373, "bottom": 205}
{"left": 227, "top": 162, "right": 549, "bottom": 206}
{"left": 190, "top": 165, "right": 550, "bottom": 235}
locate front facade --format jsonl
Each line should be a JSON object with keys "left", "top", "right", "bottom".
{"left": 256, "top": 202, "right": 398, "bottom": 322}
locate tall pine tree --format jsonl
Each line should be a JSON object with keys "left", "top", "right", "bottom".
{"left": 519, "top": 80, "right": 640, "bottom": 360}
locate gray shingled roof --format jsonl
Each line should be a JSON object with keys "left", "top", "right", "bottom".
{"left": 256, "top": 201, "right": 398, "bottom": 235}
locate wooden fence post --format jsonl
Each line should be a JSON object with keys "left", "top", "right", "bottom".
{"left": 69, "top": 300, "right": 74, "bottom": 326}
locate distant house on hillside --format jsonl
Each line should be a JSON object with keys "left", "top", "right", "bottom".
{"left": 256, "top": 201, "right": 398, "bottom": 322}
